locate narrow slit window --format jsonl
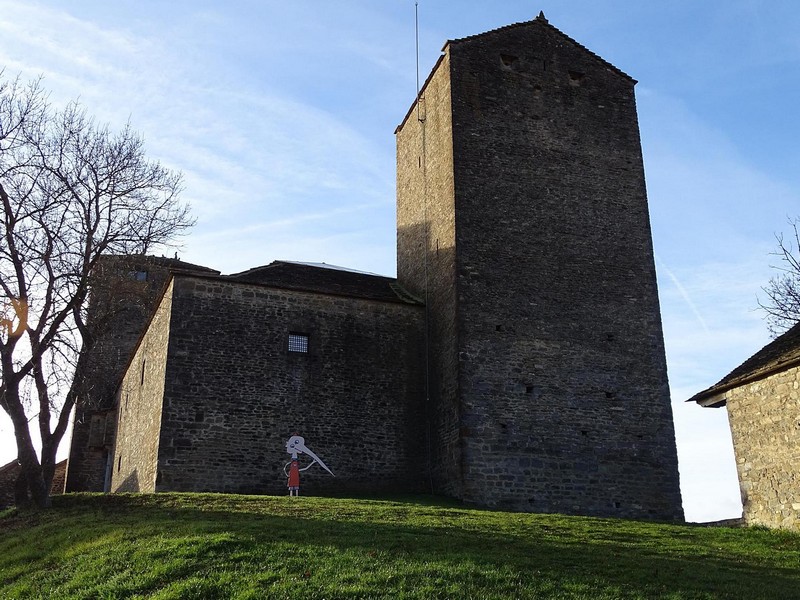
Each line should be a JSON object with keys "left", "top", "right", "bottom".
{"left": 288, "top": 333, "right": 309, "bottom": 353}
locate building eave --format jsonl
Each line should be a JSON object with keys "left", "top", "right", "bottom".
{"left": 687, "top": 354, "right": 800, "bottom": 407}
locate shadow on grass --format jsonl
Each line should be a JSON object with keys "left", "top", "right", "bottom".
{"left": 2, "top": 493, "right": 799, "bottom": 599}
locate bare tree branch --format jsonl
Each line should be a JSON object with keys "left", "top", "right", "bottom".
{"left": 759, "top": 217, "right": 800, "bottom": 337}
{"left": 0, "top": 72, "right": 194, "bottom": 507}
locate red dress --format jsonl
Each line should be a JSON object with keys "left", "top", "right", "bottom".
{"left": 288, "top": 459, "right": 300, "bottom": 488}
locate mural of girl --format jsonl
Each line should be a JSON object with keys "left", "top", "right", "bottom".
{"left": 283, "top": 434, "right": 335, "bottom": 496}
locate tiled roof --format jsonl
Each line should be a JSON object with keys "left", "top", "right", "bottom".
{"left": 225, "top": 261, "right": 421, "bottom": 305}
{"left": 688, "top": 322, "right": 800, "bottom": 406}
{"left": 146, "top": 256, "right": 220, "bottom": 274}
{"left": 99, "top": 254, "right": 220, "bottom": 275}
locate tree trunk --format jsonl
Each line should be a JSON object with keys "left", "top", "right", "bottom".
{"left": 40, "top": 441, "right": 58, "bottom": 501}
{"left": 27, "top": 468, "right": 51, "bottom": 508}
{"left": 17, "top": 441, "right": 51, "bottom": 509}
{"left": 14, "top": 470, "right": 30, "bottom": 507}
{"left": 5, "top": 385, "right": 52, "bottom": 508}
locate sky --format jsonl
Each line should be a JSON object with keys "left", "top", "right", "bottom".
{"left": 1, "top": 0, "right": 798, "bottom": 523}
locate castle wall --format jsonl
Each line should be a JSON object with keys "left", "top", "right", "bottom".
{"left": 152, "top": 275, "right": 426, "bottom": 495}
{"left": 64, "top": 408, "right": 114, "bottom": 493}
{"left": 66, "top": 256, "right": 213, "bottom": 492}
{"left": 65, "top": 263, "right": 160, "bottom": 492}
{"left": 398, "top": 19, "right": 683, "bottom": 520}
{"left": 84, "top": 17, "right": 685, "bottom": 521}
{"left": 396, "top": 51, "right": 463, "bottom": 497}
{"left": 725, "top": 368, "right": 800, "bottom": 530}
{"left": 110, "top": 281, "right": 175, "bottom": 492}
{"left": 445, "top": 23, "right": 682, "bottom": 519}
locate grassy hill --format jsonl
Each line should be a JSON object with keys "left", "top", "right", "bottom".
{"left": 0, "top": 493, "right": 798, "bottom": 599}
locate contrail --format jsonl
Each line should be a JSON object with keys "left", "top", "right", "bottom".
{"left": 656, "top": 256, "right": 711, "bottom": 334}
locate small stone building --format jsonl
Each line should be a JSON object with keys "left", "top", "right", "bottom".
{"left": 690, "top": 324, "right": 800, "bottom": 530}
{"left": 66, "top": 14, "right": 684, "bottom": 521}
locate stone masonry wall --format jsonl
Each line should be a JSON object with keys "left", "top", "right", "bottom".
{"left": 66, "top": 257, "right": 212, "bottom": 492}
{"left": 0, "top": 459, "right": 66, "bottom": 508}
{"left": 110, "top": 281, "right": 174, "bottom": 493}
{"left": 447, "top": 22, "right": 683, "bottom": 519}
{"left": 396, "top": 19, "right": 684, "bottom": 519}
{"left": 726, "top": 367, "right": 800, "bottom": 530}
{"left": 66, "top": 260, "right": 161, "bottom": 493}
{"left": 153, "top": 275, "right": 426, "bottom": 496}
{"left": 396, "top": 51, "right": 463, "bottom": 497}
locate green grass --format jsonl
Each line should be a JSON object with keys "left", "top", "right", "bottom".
{"left": 0, "top": 493, "right": 798, "bottom": 599}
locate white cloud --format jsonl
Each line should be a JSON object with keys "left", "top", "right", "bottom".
{"left": 0, "top": 1, "right": 397, "bottom": 271}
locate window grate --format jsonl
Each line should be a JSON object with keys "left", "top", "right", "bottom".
{"left": 288, "top": 333, "right": 309, "bottom": 353}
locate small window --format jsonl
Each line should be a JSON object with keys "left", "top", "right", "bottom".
{"left": 568, "top": 70, "right": 585, "bottom": 86}
{"left": 500, "top": 53, "right": 518, "bottom": 69}
{"left": 288, "top": 333, "right": 309, "bottom": 353}
{"left": 130, "top": 270, "right": 148, "bottom": 282}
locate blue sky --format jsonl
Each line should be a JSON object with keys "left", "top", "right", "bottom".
{"left": 1, "top": 0, "right": 798, "bottom": 522}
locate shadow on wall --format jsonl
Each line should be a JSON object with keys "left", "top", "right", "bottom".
{"left": 114, "top": 469, "right": 140, "bottom": 493}
{"left": 397, "top": 221, "right": 461, "bottom": 497}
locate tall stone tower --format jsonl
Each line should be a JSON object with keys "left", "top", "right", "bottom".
{"left": 396, "top": 14, "right": 683, "bottom": 520}
{"left": 65, "top": 255, "right": 219, "bottom": 493}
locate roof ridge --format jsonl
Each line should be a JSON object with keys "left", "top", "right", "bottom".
{"left": 226, "top": 262, "right": 282, "bottom": 279}
{"left": 228, "top": 260, "right": 390, "bottom": 280}
{"left": 447, "top": 13, "right": 635, "bottom": 83}
{"left": 279, "top": 260, "right": 387, "bottom": 278}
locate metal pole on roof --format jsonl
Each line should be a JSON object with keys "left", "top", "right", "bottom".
{"left": 415, "top": 1, "right": 420, "bottom": 98}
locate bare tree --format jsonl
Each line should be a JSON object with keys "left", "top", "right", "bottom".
{"left": 760, "top": 217, "right": 800, "bottom": 337}
{"left": 0, "top": 74, "right": 193, "bottom": 507}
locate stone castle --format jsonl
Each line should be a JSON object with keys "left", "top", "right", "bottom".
{"left": 65, "top": 14, "right": 684, "bottom": 521}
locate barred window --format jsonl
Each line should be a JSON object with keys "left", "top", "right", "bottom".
{"left": 288, "top": 333, "right": 309, "bottom": 353}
